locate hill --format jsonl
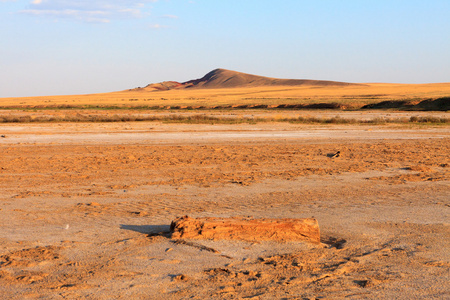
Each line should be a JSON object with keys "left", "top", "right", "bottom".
{"left": 133, "top": 68, "right": 362, "bottom": 91}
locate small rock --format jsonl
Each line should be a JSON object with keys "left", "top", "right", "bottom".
{"left": 172, "top": 274, "right": 188, "bottom": 281}
{"left": 327, "top": 151, "right": 341, "bottom": 158}
{"left": 219, "top": 286, "right": 235, "bottom": 293}
{"left": 354, "top": 279, "right": 369, "bottom": 288}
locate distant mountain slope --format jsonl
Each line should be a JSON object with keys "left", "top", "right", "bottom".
{"left": 182, "top": 68, "right": 361, "bottom": 88}
{"left": 131, "top": 68, "right": 362, "bottom": 91}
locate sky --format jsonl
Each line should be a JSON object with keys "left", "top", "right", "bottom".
{"left": 1, "top": 0, "right": 450, "bottom": 97}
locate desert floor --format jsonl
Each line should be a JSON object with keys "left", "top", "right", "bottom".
{"left": 0, "top": 111, "right": 449, "bottom": 299}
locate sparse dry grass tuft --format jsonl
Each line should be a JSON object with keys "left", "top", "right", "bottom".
{"left": 0, "top": 113, "right": 448, "bottom": 125}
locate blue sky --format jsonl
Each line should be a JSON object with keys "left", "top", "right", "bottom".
{"left": 1, "top": 0, "right": 449, "bottom": 97}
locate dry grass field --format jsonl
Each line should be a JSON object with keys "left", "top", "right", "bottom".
{"left": 1, "top": 80, "right": 450, "bottom": 109}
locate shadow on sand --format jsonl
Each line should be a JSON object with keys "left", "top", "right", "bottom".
{"left": 120, "top": 224, "right": 171, "bottom": 235}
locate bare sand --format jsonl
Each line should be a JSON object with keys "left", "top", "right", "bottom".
{"left": 0, "top": 113, "right": 449, "bottom": 299}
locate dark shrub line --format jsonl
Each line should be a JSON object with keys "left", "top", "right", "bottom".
{"left": 1, "top": 96, "right": 448, "bottom": 111}
{"left": 0, "top": 114, "right": 448, "bottom": 124}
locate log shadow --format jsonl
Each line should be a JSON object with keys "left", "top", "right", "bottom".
{"left": 120, "top": 224, "right": 171, "bottom": 236}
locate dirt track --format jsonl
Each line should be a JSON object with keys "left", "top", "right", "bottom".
{"left": 0, "top": 119, "right": 449, "bottom": 299}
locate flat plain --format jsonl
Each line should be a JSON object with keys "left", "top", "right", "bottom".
{"left": 2, "top": 81, "right": 450, "bottom": 108}
{"left": 0, "top": 75, "right": 449, "bottom": 299}
{"left": 0, "top": 110, "right": 448, "bottom": 299}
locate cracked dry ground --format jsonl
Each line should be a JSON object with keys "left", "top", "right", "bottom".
{"left": 0, "top": 137, "right": 449, "bottom": 299}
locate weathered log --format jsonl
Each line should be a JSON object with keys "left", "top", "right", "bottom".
{"left": 170, "top": 216, "right": 320, "bottom": 243}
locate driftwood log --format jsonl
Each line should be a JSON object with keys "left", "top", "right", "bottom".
{"left": 170, "top": 216, "right": 320, "bottom": 243}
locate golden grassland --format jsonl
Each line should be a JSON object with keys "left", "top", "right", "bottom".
{"left": 1, "top": 82, "right": 450, "bottom": 108}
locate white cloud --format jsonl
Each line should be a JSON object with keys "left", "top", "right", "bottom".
{"left": 149, "top": 23, "right": 168, "bottom": 29}
{"left": 20, "top": 0, "right": 159, "bottom": 23}
{"left": 22, "top": 8, "right": 112, "bottom": 23}
{"left": 162, "top": 14, "right": 178, "bottom": 19}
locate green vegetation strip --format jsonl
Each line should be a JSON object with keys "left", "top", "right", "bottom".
{"left": 0, "top": 96, "right": 448, "bottom": 111}
{"left": 0, "top": 114, "right": 448, "bottom": 125}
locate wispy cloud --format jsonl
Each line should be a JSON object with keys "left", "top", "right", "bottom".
{"left": 149, "top": 23, "right": 169, "bottom": 29}
{"left": 20, "top": 0, "right": 159, "bottom": 23}
{"left": 162, "top": 14, "right": 178, "bottom": 19}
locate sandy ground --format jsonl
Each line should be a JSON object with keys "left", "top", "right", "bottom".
{"left": 0, "top": 115, "right": 449, "bottom": 299}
